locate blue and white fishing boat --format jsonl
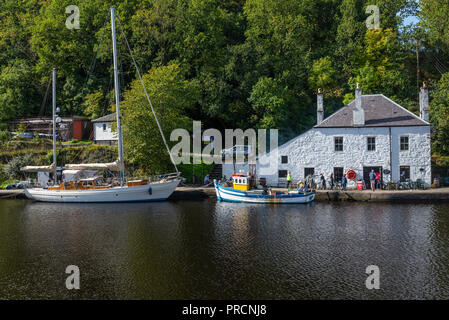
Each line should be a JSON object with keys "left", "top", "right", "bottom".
{"left": 214, "top": 174, "right": 315, "bottom": 204}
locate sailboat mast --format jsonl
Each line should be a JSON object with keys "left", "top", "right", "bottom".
{"left": 110, "top": 7, "right": 125, "bottom": 185}
{"left": 52, "top": 68, "right": 57, "bottom": 183}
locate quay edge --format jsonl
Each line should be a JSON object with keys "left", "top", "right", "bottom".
{"left": 171, "top": 187, "right": 449, "bottom": 202}
{"left": 3, "top": 188, "right": 449, "bottom": 202}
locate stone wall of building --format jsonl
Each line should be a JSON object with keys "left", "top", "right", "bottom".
{"left": 94, "top": 122, "right": 117, "bottom": 143}
{"left": 223, "top": 125, "right": 431, "bottom": 186}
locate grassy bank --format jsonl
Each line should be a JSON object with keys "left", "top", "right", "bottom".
{"left": 0, "top": 138, "right": 118, "bottom": 187}
{"left": 0, "top": 138, "right": 215, "bottom": 187}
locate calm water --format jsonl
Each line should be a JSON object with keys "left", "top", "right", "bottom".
{"left": 0, "top": 199, "right": 448, "bottom": 299}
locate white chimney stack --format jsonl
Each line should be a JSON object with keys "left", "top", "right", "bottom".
{"left": 317, "top": 88, "right": 324, "bottom": 125}
{"left": 353, "top": 83, "right": 365, "bottom": 126}
{"left": 419, "top": 87, "right": 423, "bottom": 118}
{"left": 421, "top": 82, "right": 429, "bottom": 122}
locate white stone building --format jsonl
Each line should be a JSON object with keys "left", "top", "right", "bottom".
{"left": 92, "top": 113, "right": 117, "bottom": 145}
{"left": 223, "top": 86, "right": 431, "bottom": 187}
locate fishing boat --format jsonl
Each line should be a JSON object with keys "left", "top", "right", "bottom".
{"left": 22, "top": 7, "right": 181, "bottom": 203}
{"left": 214, "top": 174, "right": 315, "bottom": 204}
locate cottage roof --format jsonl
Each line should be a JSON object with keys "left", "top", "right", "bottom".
{"left": 315, "top": 95, "right": 429, "bottom": 128}
{"left": 92, "top": 113, "right": 116, "bottom": 123}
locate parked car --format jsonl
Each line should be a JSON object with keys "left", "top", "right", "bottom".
{"left": 15, "top": 132, "right": 34, "bottom": 139}
{"left": 5, "top": 184, "right": 16, "bottom": 190}
{"left": 38, "top": 133, "right": 59, "bottom": 139}
{"left": 221, "top": 145, "right": 252, "bottom": 158}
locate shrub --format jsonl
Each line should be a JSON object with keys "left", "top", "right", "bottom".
{"left": 0, "top": 130, "right": 9, "bottom": 143}
{"left": 3, "top": 154, "right": 34, "bottom": 180}
{"left": 17, "top": 123, "right": 27, "bottom": 133}
{"left": 45, "top": 144, "right": 117, "bottom": 165}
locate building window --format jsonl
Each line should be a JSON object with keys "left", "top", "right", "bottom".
{"left": 367, "top": 137, "right": 376, "bottom": 151}
{"left": 281, "top": 156, "right": 288, "bottom": 164}
{"left": 304, "top": 168, "right": 314, "bottom": 178}
{"left": 400, "top": 166, "right": 410, "bottom": 182}
{"left": 102, "top": 123, "right": 107, "bottom": 131}
{"left": 278, "top": 170, "right": 288, "bottom": 178}
{"left": 334, "top": 167, "right": 344, "bottom": 182}
{"left": 334, "top": 137, "right": 343, "bottom": 151}
{"left": 400, "top": 136, "right": 409, "bottom": 151}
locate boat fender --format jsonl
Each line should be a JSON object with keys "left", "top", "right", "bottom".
{"left": 148, "top": 187, "right": 152, "bottom": 195}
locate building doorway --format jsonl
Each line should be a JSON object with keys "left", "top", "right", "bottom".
{"left": 333, "top": 167, "right": 344, "bottom": 182}
{"left": 399, "top": 166, "right": 410, "bottom": 182}
{"left": 363, "top": 166, "right": 382, "bottom": 189}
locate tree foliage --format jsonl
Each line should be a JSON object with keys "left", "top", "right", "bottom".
{"left": 3, "top": 154, "right": 34, "bottom": 180}
{"left": 120, "top": 64, "right": 198, "bottom": 174}
{"left": 0, "top": 0, "right": 449, "bottom": 164}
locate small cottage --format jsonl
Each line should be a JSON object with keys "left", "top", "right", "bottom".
{"left": 92, "top": 113, "right": 117, "bottom": 145}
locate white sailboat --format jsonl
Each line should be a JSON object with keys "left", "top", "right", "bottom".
{"left": 22, "top": 7, "right": 181, "bottom": 203}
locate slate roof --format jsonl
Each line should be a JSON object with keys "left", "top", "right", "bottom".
{"left": 92, "top": 113, "right": 116, "bottom": 123}
{"left": 315, "top": 95, "right": 429, "bottom": 128}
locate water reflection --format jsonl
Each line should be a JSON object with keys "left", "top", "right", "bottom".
{"left": 0, "top": 200, "right": 448, "bottom": 299}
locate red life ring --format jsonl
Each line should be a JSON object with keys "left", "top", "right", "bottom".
{"left": 347, "top": 170, "right": 356, "bottom": 180}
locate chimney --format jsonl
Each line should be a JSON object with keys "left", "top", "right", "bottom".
{"left": 421, "top": 82, "right": 429, "bottom": 122}
{"left": 317, "top": 88, "right": 324, "bottom": 125}
{"left": 353, "top": 83, "right": 365, "bottom": 126}
{"left": 419, "top": 87, "right": 423, "bottom": 118}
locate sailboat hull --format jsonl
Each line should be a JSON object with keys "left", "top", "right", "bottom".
{"left": 24, "top": 179, "right": 180, "bottom": 203}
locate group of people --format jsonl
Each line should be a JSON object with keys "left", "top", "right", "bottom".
{"left": 318, "top": 173, "right": 348, "bottom": 190}
{"left": 316, "top": 170, "right": 382, "bottom": 191}
{"left": 369, "top": 170, "right": 382, "bottom": 191}
{"left": 210, "top": 169, "right": 382, "bottom": 191}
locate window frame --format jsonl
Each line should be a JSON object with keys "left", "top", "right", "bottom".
{"left": 281, "top": 155, "right": 288, "bottom": 164}
{"left": 334, "top": 136, "right": 343, "bottom": 152}
{"left": 102, "top": 123, "right": 107, "bottom": 131}
{"left": 278, "top": 170, "right": 288, "bottom": 178}
{"left": 304, "top": 168, "right": 315, "bottom": 178}
{"left": 367, "top": 137, "right": 376, "bottom": 151}
{"left": 400, "top": 136, "right": 409, "bottom": 151}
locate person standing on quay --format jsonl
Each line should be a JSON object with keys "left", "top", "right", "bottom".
{"left": 369, "top": 170, "right": 376, "bottom": 191}
{"left": 375, "top": 171, "right": 381, "bottom": 189}
{"left": 287, "top": 171, "right": 292, "bottom": 191}
{"left": 320, "top": 173, "right": 326, "bottom": 190}
{"left": 329, "top": 173, "right": 334, "bottom": 190}
{"left": 342, "top": 173, "right": 348, "bottom": 191}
